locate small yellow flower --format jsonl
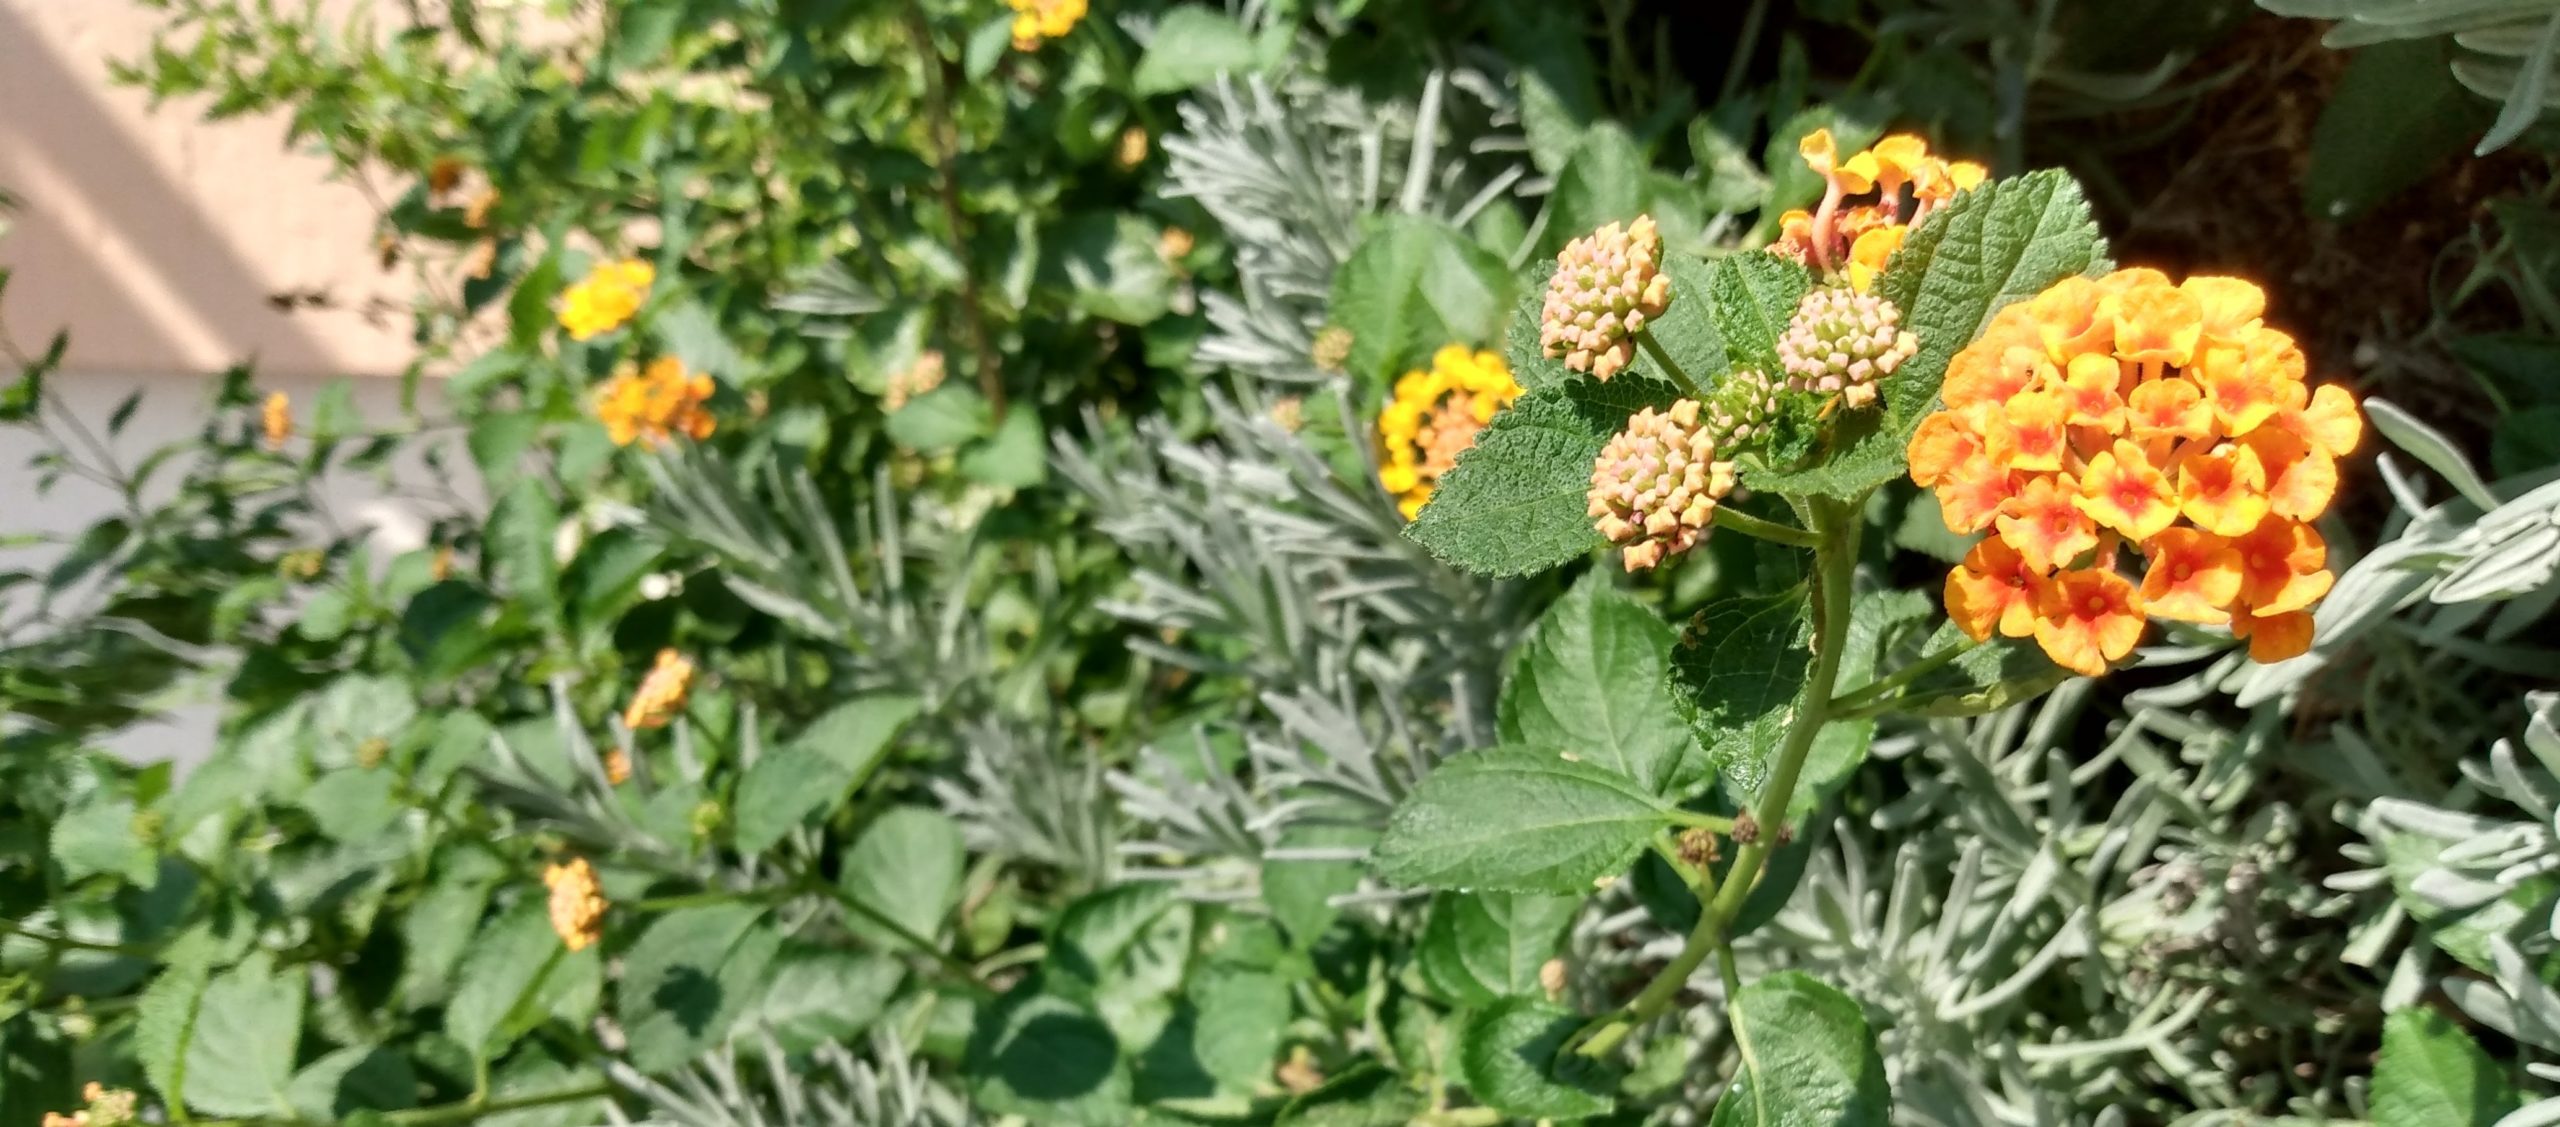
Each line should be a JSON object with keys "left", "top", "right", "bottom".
{"left": 44, "top": 1084, "right": 138, "bottom": 1127}
{"left": 1378, "top": 346, "right": 1522, "bottom": 519}
{"left": 262, "top": 391, "right": 292, "bottom": 450}
{"left": 603, "top": 747, "right": 634, "bottom": 785}
{"left": 544, "top": 858, "right": 607, "bottom": 952}
{"left": 594, "top": 357, "right": 717, "bottom": 448}
{"left": 1158, "top": 226, "right": 1195, "bottom": 265}
{"left": 1117, "top": 125, "right": 1150, "bottom": 169}
{"left": 1009, "top": 0, "right": 1086, "bottom": 50}
{"left": 623, "top": 649, "right": 695, "bottom": 731}
{"left": 558, "top": 258, "right": 654, "bottom": 341}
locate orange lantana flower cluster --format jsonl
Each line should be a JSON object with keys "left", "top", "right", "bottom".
{"left": 1777, "top": 130, "right": 1986, "bottom": 291}
{"left": 1908, "top": 269, "right": 2362, "bottom": 676}
{"left": 623, "top": 647, "right": 696, "bottom": 730}
{"left": 544, "top": 857, "right": 607, "bottom": 951}
{"left": 595, "top": 356, "right": 717, "bottom": 448}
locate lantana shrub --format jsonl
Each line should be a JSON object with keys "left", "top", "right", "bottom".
{"left": 1384, "top": 130, "right": 2361, "bottom": 1116}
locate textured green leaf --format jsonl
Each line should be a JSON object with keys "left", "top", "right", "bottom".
{"left": 485, "top": 479, "right": 560, "bottom": 617}
{"left": 1374, "top": 747, "right": 1677, "bottom": 892}
{"left": 1501, "top": 571, "right": 1697, "bottom": 797}
{"left": 1506, "top": 260, "right": 1576, "bottom": 394}
{"left": 51, "top": 797, "right": 153, "bottom": 886}
{"left": 967, "top": 986, "right": 1133, "bottom": 1125}
{"left": 135, "top": 957, "right": 211, "bottom": 1109}
{"left": 1332, "top": 215, "right": 1511, "bottom": 385}
{"left": 286, "top": 1045, "right": 416, "bottom": 1120}
{"left": 1709, "top": 972, "right": 1890, "bottom": 1127}
{"left": 1418, "top": 891, "right": 1581, "bottom": 1005}
{"left": 2370, "top": 1008, "right": 2517, "bottom": 1127}
{"left": 753, "top": 946, "right": 904, "bottom": 1054}
{"left": 1749, "top": 170, "right": 2105, "bottom": 501}
{"left": 182, "top": 952, "right": 305, "bottom": 1117}
{"left": 1669, "top": 589, "right": 1814, "bottom": 798}
{"left": 1455, "top": 999, "right": 1617, "bottom": 1120}
{"left": 1276, "top": 1062, "right": 1428, "bottom": 1125}
{"left": 1404, "top": 375, "right": 1682, "bottom": 577}
{"left": 445, "top": 901, "right": 565, "bottom": 1063}
{"left": 731, "top": 695, "right": 921, "bottom": 854}
{"left": 616, "top": 904, "right": 783, "bottom": 1073}
{"left": 841, "top": 806, "right": 966, "bottom": 945}
{"left": 398, "top": 861, "right": 498, "bottom": 1010}
{"left": 1262, "top": 817, "right": 1373, "bottom": 948}
{"left": 2306, "top": 39, "right": 2486, "bottom": 221}
{"left": 1132, "top": 6, "right": 1265, "bottom": 95}
{"left": 1643, "top": 251, "right": 1811, "bottom": 391}
{"left": 1184, "top": 965, "right": 1292, "bottom": 1090}
{"left": 885, "top": 385, "right": 994, "bottom": 453}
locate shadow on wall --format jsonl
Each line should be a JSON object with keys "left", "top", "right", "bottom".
{"left": 0, "top": 1, "right": 394, "bottom": 380}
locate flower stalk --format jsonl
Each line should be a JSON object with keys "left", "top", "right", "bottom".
{"left": 1572, "top": 495, "right": 1862, "bottom": 1060}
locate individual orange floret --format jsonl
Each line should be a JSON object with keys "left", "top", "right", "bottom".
{"left": 2230, "top": 607, "right": 2315, "bottom": 663}
{"left": 1947, "top": 536, "right": 2048, "bottom": 641}
{"left": 2181, "top": 276, "right": 2265, "bottom": 341}
{"left": 2138, "top": 527, "right": 2243, "bottom": 624}
{"left": 2027, "top": 275, "right": 2108, "bottom": 361}
{"left": 2057, "top": 353, "right": 2128, "bottom": 431}
{"left": 2240, "top": 426, "right": 2339, "bottom": 523}
{"left": 1943, "top": 341, "right": 2043, "bottom": 409}
{"left": 2176, "top": 442, "right": 2270, "bottom": 537}
{"left": 2033, "top": 567, "right": 2145, "bottom": 678}
{"left": 2126, "top": 377, "right": 2212, "bottom": 443}
{"left": 2105, "top": 282, "right": 2203, "bottom": 368}
{"left": 1986, "top": 391, "right": 2071, "bottom": 474}
{"left": 1937, "top": 454, "right": 2021, "bottom": 535}
{"left": 2231, "top": 516, "right": 2333, "bottom": 617}
{"left": 2195, "top": 343, "right": 2284, "bottom": 438}
{"left": 1997, "top": 474, "right": 2098, "bottom": 574}
{"left": 1907, "top": 411, "right": 1983, "bottom": 489}
{"left": 2075, "top": 440, "right": 2178, "bottom": 542}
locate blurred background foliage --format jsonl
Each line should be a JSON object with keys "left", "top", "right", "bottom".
{"left": 1, "top": 0, "right": 2558, "bottom": 1123}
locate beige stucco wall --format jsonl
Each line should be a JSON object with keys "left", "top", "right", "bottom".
{"left": 1, "top": 0, "right": 414, "bottom": 381}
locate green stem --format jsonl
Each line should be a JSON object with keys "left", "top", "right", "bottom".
{"left": 819, "top": 880, "right": 996, "bottom": 995}
{"left": 1830, "top": 635, "right": 1979, "bottom": 717}
{"left": 196, "top": 1083, "right": 616, "bottom": 1127}
{"left": 0, "top": 917, "right": 157, "bottom": 958}
{"left": 1636, "top": 329, "right": 1702, "bottom": 398}
{"left": 1573, "top": 497, "right": 1863, "bottom": 1060}
{"left": 627, "top": 885, "right": 791, "bottom": 912}
{"left": 1712, "top": 506, "right": 1819, "bottom": 549}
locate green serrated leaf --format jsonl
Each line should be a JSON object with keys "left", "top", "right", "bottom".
{"left": 485, "top": 479, "right": 560, "bottom": 619}
{"left": 1644, "top": 252, "right": 1812, "bottom": 391}
{"left": 1405, "top": 375, "right": 1681, "bottom": 577}
{"left": 136, "top": 957, "right": 211, "bottom": 1109}
{"left": 182, "top": 952, "right": 305, "bottom": 1117}
{"left": 753, "top": 946, "right": 904, "bottom": 1055}
{"left": 1333, "top": 216, "right": 1511, "bottom": 385}
{"left": 1276, "top": 1062, "right": 1428, "bottom": 1125}
{"left": 1184, "top": 965, "right": 1292, "bottom": 1091}
{"left": 615, "top": 904, "right": 783, "bottom": 1072}
{"left": 1418, "top": 891, "right": 1581, "bottom": 1005}
{"left": 967, "top": 985, "right": 1133, "bottom": 1125}
{"left": 1263, "top": 817, "right": 1372, "bottom": 949}
{"left": 1374, "top": 747, "right": 1677, "bottom": 892}
{"left": 1132, "top": 6, "right": 1265, "bottom": 95}
{"left": 1501, "top": 572, "right": 1698, "bottom": 797}
{"left": 1455, "top": 999, "right": 1617, "bottom": 1120}
{"left": 2370, "top": 1008, "right": 2518, "bottom": 1127}
{"left": 841, "top": 806, "right": 965, "bottom": 946}
{"left": 286, "top": 1045, "right": 416, "bottom": 1120}
{"left": 1709, "top": 972, "right": 1890, "bottom": 1127}
{"left": 886, "top": 385, "right": 995, "bottom": 453}
{"left": 1669, "top": 589, "right": 1813, "bottom": 798}
{"left": 445, "top": 901, "right": 566, "bottom": 1064}
{"left": 731, "top": 695, "right": 921, "bottom": 853}
{"left": 51, "top": 797, "right": 153, "bottom": 886}
{"left": 1749, "top": 170, "right": 2106, "bottom": 501}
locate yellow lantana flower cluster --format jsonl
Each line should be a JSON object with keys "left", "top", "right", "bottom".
{"left": 544, "top": 857, "right": 607, "bottom": 951}
{"left": 1380, "top": 345, "right": 1523, "bottom": 520}
{"left": 623, "top": 648, "right": 696, "bottom": 730}
{"left": 1908, "top": 269, "right": 2363, "bottom": 677}
{"left": 1778, "top": 130, "right": 1986, "bottom": 291}
{"left": 558, "top": 258, "right": 654, "bottom": 341}
{"left": 1009, "top": 0, "right": 1086, "bottom": 51}
{"left": 595, "top": 357, "right": 717, "bottom": 448}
